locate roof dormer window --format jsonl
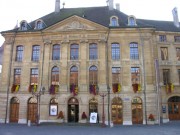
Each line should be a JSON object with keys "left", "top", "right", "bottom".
{"left": 110, "top": 16, "right": 119, "bottom": 27}
{"left": 35, "top": 20, "right": 45, "bottom": 30}
{"left": 20, "top": 22, "right": 27, "bottom": 30}
{"left": 128, "top": 16, "right": 137, "bottom": 26}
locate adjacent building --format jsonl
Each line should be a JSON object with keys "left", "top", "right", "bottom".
{"left": 0, "top": 0, "right": 180, "bottom": 125}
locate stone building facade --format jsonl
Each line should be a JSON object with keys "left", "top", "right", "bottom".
{"left": 0, "top": 0, "right": 180, "bottom": 125}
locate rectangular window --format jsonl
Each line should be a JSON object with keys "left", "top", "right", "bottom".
{"left": 89, "top": 44, "right": 97, "bottom": 60}
{"left": 130, "top": 43, "right": 139, "bottom": 60}
{"left": 161, "top": 47, "right": 168, "bottom": 60}
{"left": 30, "top": 68, "right": 38, "bottom": 85}
{"left": 174, "top": 36, "right": 180, "bottom": 42}
{"left": 52, "top": 45, "right": 60, "bottom": 60}
{"left": 14, "top": 68, "right": 21, "bottom": 85}
{"left": 163, "top": 69, "right": 170, "bottom": 85}
{"left": 112, "top": 67, "right": 121, "bottom": 83}
{"left": 176, "top": 48, "right": 180, "bottom": 61}
{"left": 32, "top": 45, "right": 40, "bottom": 61}
{"left": 16, "top": 46, "right": 23, "bottom": 62}
{"left": 131, "top": 67, "right": 140, "bottom": 84}
{"left": 111, "top": 43, "right": 120, "bottom": 60}
{"left": 70, "top": 44, "right": 79, "bottom": 60}
{"left": 159, "top": 35, "right": 167, "bottom": 42}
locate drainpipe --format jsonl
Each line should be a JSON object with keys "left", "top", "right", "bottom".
{"left": 105, "top": 29, "right": 110, "bottom": 127}
{"left": 5, "top": 31, "right": 17, "bottom": 124}
{"left": 138, "top": 28, "right": 147, "bottom": 125}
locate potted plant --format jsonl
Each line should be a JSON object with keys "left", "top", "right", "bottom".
{"left": 81, "top": 112, "right": 87, "bottom": 123}
{"left": 57, "top": 111, "right": 64, "bottom": 123}
{"left": 148, "top": 114, "right": 155, "bottom": 125}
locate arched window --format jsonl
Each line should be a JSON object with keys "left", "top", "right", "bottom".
{"left": 32, "top": 45, "right": 40, "bottom": 61}
{"left": 111, "top": 43, "right": 120, "bottom": 60}
{"left": 110, "top": 16, "right": 119, "bottom": 26}
{"left": 21, "top": 22, "right": 27, "bottom": 30}
{"left": 89, "top": 43, "right": 97, "bottom": 60}
{"left": 130, "top": 42, "right": 139, "bottom": 60}
{"left": 128, "top": 16, "right": 136, "bottom": 26}
{"left": 36, "top": 21, "right": 43, "bottom": 29}
{"left": 70, "top": 66, "right": 78, "bottom": 96}
{"left": 49, "top": 98, "right": 58, "bottom": 116}
{"left": 89, "top": 66, "right": 98, "bottom": 95}
{"left": 70, "top": 44, "right": 79, "bottom": 60}
{"left": 16, "top": 45, "right": 23, "bottom": 62}
{"left": 52, "top": 44, "right": 60, "bottom": 60}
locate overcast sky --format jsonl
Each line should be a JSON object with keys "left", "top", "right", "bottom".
{"left": 0, "top": 0, "right": 180, "bottom": 46}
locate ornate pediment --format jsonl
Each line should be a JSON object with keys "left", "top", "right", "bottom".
{"left": 44, "top": 15, "right": 107, "bottom": 32}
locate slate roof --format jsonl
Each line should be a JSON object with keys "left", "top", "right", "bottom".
{"left": 1, "top": 6, "right": 180, "bottom": 33}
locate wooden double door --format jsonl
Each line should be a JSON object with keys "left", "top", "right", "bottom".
{"left": 168, "top": 96, "right": 180, "bottom": 120}
{"left": 168, "top": 102, "right": 180, "bottom": 120}
{"left": 10, "top": 97, "right": 19, "bottom": 123}
{"left": 132, "top": 106, "right": 143, "bottom": 124}
{"left": 27, "top": 98, "right": 37, "bottom": 123}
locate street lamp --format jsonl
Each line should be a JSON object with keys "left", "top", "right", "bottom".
{"left": 99, "top": 92, "right": 107, "bottom": 127}
{"left": 107, "top": 86, "right": 110, "bottom": 127}
{"left": 32, "top": 86, "right": 45, "bottom": 126}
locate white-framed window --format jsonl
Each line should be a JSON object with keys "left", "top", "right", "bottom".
{"left": 128, "top": 16, "right": 136, "bottom": 26}
{"left": 110, "top": 16, "right": 119, "bottom": 26}
{"left": 35, "top": 19, "right": 45, "bottom": 29}
{"left": 20, "top": 21, "right": 27, "bottom": 30}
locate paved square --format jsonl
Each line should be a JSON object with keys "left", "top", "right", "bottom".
{"left": 0, "top": 122, "right": 180, "bottom": 135}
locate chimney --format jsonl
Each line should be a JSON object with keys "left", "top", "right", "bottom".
{"left": 55, "top": 0, "right": 60, "bottom": 13}
{"left": 172, "top": 7, "right": 180, "bottom": 27}
{"left": 109, "top": 0, "right": 114, "bottom": 10}
{"left": 116, "top": 3, "right": 120, "bottom": 11}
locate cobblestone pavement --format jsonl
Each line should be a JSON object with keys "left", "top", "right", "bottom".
{"left": 0, "top": 121, "right": 180, "bottom": 135}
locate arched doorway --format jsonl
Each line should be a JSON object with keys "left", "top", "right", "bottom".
{"left": 89, "top": 98, "right": 98, "bottom": 114}
{"left": 10, "top": 97, "right": 19, "bottom": 123}
{"left": 132, "top": 97, "right": 143, "bottom": 124}
{"left": 68, "top": 97, "right": 79, "bottom": 123}
{"left": 27, "top": 97, "right": 37, "bottom": 123}
{"left": 111, "top": 97, "right": 123, "bottom": 124}
{"left": 168, "top": 96, "right": 180, "bottom": 120}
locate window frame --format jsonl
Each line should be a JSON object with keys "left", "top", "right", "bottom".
{"left": 89, "top": 65, "right": 98, "bottom": 84}
{"left": 111, "top": 43, "right": 120, "bottom": 60}
{"left": 30, "top": 68, "right": 39, "bottom": 85}
{"left": 14, "top": 68, "right": 21, "bottom": 85}
{"left": 51, "top": 66, "right": 59, "bottom": 85}
{"left": 15, "top": 45, "right": 23, "bottom": 62}
{"left": 159, "top": 35, "right": 167, "bottom": 42}
{"left": 70, "top": 44, "right": 79, "bottom": 60}
{"left": 89, "top": 43, "right": 98, "bottom": 60}
{"left": 131, "top": 67, "right": 140, "bottom": 84}
{"left": 130, "top": 42, "right": 139, "bottom": 60}
{"left": 32, "top": 45, "right": 40, "bottom": 62}
{"left": 110, "top": 16, "right": 119, "bottom": 27}
{"left": 163, "top": 69, "right": 170, "bottom": 85}
{"left": 52, "top": 44, "right": 60, "bottom": 60}
{"left": 128, "top": 16, "right": 136, "bottom": 26}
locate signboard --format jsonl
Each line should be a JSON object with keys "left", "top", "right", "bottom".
{"left": 50, "top": 105, "right": 58, "bottom": 116}
{"left": 90, "top": 112, "right": 97, "bottom": 123}
{"left": 162, "top": 106, "right": 166, "bottom": 113}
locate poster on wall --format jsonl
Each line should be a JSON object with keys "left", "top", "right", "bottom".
{"left": 90, "top": 112, "right": 97, "bottom": 123}
{"left": 50, "top": 105, "right": 58, "bottom": 116}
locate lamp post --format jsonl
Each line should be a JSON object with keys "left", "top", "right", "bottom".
{"left": 99, "top": 93, "right": 107, "bottom": 127}
{"left": 107, "top": 86, "right": 110, "bottom": 127}
{"left": 32, "top": 86, "right": 45, "bottom": 126}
